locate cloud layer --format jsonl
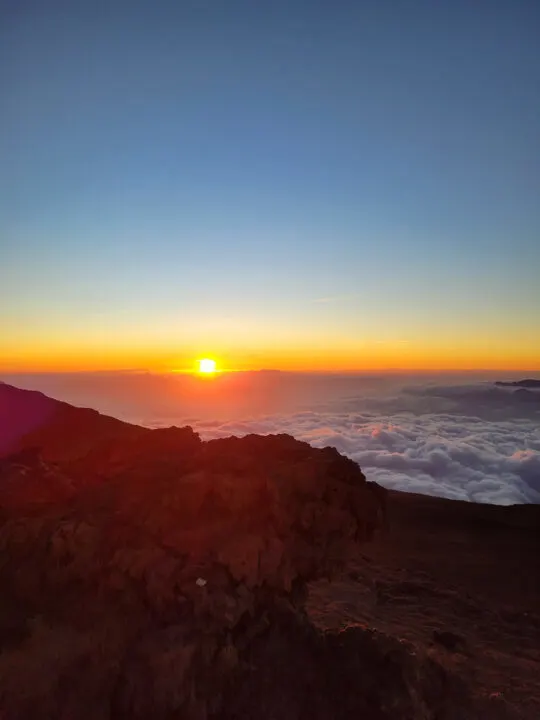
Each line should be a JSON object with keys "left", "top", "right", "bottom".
{"left": 3, "top": 372, "right": 540, "bottom": 505}
{"left": 184, "top": 379, "right": 540, "bottom": 506}
{"left": 189, "top": 410, "right": 540, "bottom": 505}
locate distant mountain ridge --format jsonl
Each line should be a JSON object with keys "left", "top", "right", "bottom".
{"left": 495, "top": 378, "right": 540, "bottom": 388}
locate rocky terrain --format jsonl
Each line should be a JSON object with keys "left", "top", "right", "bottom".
{"left": 0, "top": 382, "right": 539, "bottom": 719}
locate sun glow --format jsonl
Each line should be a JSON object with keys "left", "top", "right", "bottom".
{"left": 198, "top": 358, "right": 217, "bottom": 374}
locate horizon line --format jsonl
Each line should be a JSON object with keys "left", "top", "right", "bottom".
{"left": 1, "top": 367, "right": 539, "bottom": 376}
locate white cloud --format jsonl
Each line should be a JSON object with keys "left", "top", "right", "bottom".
{"left": 182, "top": 380, "right": 540, "bottom": 505}
{"left": 3, "top": 372, "right": 540, "bottom": 505}
{"left": 187, "top": 411, "right": 540, "bottom": 505}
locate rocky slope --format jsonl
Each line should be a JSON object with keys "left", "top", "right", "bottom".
{"left": 0, "top": 383, "right": 539, "bottom": 719}
{"left": 309, "top": 491, "right": 540, "bottom": 719}
{"left": 0, "top": 380, "right": 146, "bottom": 461}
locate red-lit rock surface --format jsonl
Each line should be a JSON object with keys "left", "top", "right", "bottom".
{"left": 0, "top": 383, "right": 539, "bottom": 719}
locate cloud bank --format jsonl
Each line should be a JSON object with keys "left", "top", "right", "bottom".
{"left": 190, "top": 410, "right": 540, "bottom": 505}
{"left": 185, "top": 379, "right": 540, "bottom": 506}
{"left": 2, "top": 371, "right": 539, "bottom": 505}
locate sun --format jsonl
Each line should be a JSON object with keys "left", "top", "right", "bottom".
{"left": 198, "top": 358, "right": 217, "bottom": 374}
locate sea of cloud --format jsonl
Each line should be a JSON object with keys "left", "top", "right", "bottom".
{"left": 3, "top": 371, "right": 540, "bottom": 505}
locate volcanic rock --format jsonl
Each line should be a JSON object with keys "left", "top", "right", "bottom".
{"left": 1, "top": 383, "right": 537, "bottom": 719}
{"left": 0, "top": 385, "right": 394, "bottom": 719}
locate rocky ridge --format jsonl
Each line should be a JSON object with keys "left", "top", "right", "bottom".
{"left": 0, "top": 383, "right": 537, "bottom": 718}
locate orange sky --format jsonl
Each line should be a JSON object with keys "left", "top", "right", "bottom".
{"left": 2, "top": 294, "right": 539, "bottom": 374}
{"left": 1, "top": 336, "right": 539, "bottom": 374}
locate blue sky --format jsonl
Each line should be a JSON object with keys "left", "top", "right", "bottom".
{"left": 1, "top": 0, "right": 539, "bottom": 370}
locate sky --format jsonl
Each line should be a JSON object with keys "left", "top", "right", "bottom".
{"left": 1, "top": 0, "right": 539, "bottom": 372}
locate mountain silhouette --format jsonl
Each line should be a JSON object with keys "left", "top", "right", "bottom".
{"left": 495, "top": 379, "right": 540, "bottom": 388}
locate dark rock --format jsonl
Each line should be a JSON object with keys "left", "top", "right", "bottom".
{"left": 0, "top": 383, "right": 481, "bottom": 719}
{"left": 432, "top": 629, "right": 466, "bottom": 652}
{"left": 221, "top": 617, "right": 475, "bottom": 720}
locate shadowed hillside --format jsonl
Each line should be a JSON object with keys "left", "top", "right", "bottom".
{"left": 0, "top": 381, "right": 147, "bottom": 462}
{"left": 0, "top": 383, "right": 539, "bottom": 719}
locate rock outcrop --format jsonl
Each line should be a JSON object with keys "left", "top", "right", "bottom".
{"left": 0, "top": 384, "right": 479, "bottom": 719}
